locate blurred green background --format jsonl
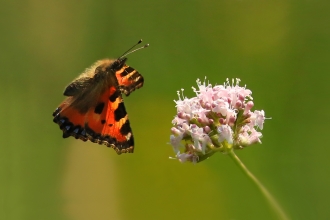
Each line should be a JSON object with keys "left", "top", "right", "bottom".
{"left": 1, "top": 0, "right": 330, "bottom": 219}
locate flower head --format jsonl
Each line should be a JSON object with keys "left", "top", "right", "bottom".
{"left": 169, "top": 78, "right": 269, "bottom": 163}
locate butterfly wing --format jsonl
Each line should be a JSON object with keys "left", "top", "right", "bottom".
{"left": 53, "top": 99, "right": 89, "bottom": 141}
{"left": 84, "top": 85, "right": 134, "bottom": 154}
{"left": 115, "top": 64, "right": 144, "bottom": 96}
{"left": 52, "top": 59, "right": 143, "bottom": 154}
{"left": 53, "top": 86, "right": 134, "bottom": 154}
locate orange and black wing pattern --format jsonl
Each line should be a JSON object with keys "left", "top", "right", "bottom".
{"left": 115, "top": 63, "right": 144, "bottom": 96}
{"left": 52, "top": 58, "right": 143, "bottom": 154}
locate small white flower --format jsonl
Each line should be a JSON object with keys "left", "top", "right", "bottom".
{"left": 238, "top": 125, "right": 262, "bottom": 146}
{"left": 175, "top": 152, "right": 199, "bottom": 163}
{"left": 217, "top": 124, "right": 233, "bottom": 144}
{"left": 212, "top": 99, "right": 229, "bottom": 116}
{"left": 170, "top": 134, "right": 182, "bottom": 153}
{"left": 252, "top": 110, "right": 265, "bottom": 130}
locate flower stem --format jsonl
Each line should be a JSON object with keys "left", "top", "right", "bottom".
{"left": 228, "top": 150, "right": 290, "bottom": 220}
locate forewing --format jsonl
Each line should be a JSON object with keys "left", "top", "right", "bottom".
{"left": 115, "top": 64, "right": 144, "bottom": 96}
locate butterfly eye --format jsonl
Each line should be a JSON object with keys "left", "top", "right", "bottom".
{"left": 111, "top": 58, "right": 127, "bottom": 71}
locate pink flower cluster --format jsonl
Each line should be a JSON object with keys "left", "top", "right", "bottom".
{"left": 170, "top": 78, "right": 267, "bottom": 163}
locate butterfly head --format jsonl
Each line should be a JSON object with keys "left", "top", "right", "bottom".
{"left": 111, "top": 57, "right": 128, "bottom": 71}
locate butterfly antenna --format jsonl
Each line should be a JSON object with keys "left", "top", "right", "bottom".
{"left": 118, "top": 39, "right": 149, "bottom": 59}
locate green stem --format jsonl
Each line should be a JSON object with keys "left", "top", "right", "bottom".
{"left": 228, "top": 150, "right": 290, "bottom": 220}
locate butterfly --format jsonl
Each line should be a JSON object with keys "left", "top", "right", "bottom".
{"left": 53, "top": 40, "right": 149, "bottom": 154}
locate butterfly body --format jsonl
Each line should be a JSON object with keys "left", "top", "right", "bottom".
{"left": 53, "top": 58, "right": 144, "bottom": 154}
